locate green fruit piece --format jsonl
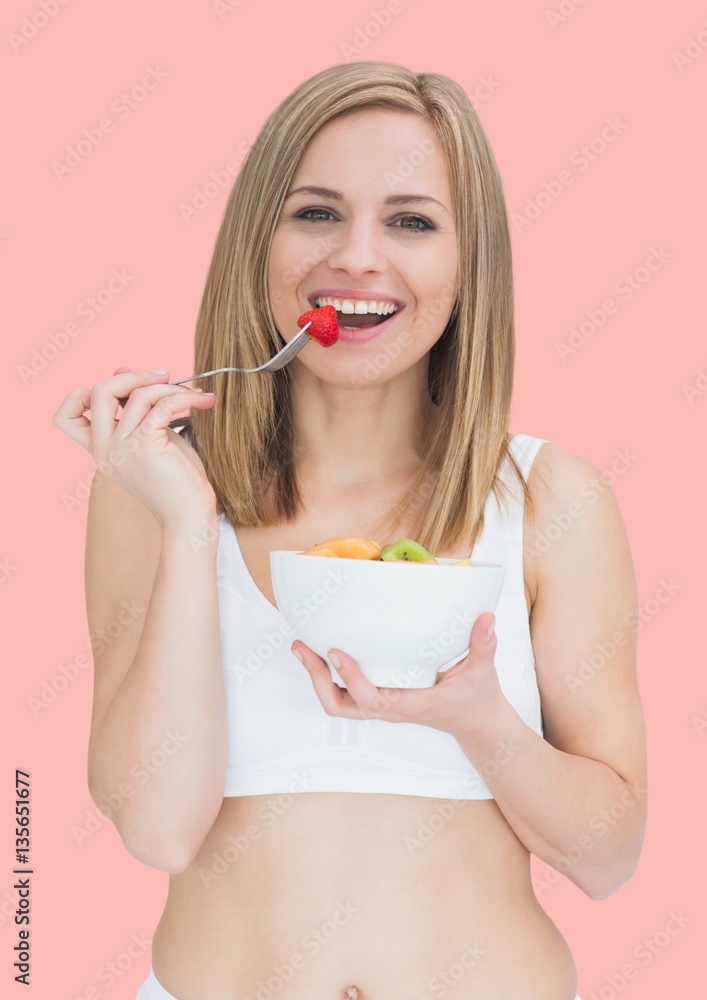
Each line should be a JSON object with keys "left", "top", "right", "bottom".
{"left": 380, "top": 537, "right": 436, "bottom": 562}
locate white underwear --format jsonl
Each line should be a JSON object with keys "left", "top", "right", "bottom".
{"left": 135, "top": 962, "right": 582, "bottom": 1000}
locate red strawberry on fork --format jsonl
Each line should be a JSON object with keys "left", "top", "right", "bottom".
{"left": 297, "top": 304, "right": 339, "bottom": 347}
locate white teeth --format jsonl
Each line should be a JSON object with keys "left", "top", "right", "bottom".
{"left": 314, "top": 295, "right": 398, "bottom": 315}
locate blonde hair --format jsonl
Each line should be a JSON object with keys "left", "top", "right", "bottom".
{"left": 173, "top": 61, "right": 539, "bottom": 554}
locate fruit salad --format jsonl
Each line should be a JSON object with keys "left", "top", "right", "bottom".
{"left": 300, "top": 536, "right": 472, "bottom": 567}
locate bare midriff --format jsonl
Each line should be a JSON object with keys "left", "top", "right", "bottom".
{"left": 152, "top": 793, "right": 578, "bottom": 999}
{"left": 151, "top": 465, "right": 577, "bottom": 999}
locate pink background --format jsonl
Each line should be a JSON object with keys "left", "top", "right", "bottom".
{"left": 2, "top": 0, "right": 704, "bottom": 996}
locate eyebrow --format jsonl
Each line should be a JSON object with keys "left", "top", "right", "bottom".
{"left": 284, "top": 185, "right": 450, "bottom": 213}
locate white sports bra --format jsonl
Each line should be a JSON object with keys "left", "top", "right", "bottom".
{"left": 213, "top": 433, "right": 550, "bottom": 800}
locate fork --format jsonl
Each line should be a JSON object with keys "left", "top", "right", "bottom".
{"left": 168, "top": 321, "right": 313, "bottom": 386}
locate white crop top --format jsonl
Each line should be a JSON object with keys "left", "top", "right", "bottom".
{"left": 213, "top": 433, "right": 550, "bottom": 800}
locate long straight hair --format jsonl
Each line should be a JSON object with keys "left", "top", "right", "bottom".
{"left": 173, "top": 61, "right": 538, "bottom": 554}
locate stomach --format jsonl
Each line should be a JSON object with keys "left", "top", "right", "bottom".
{"left": 151, "top": 793, "right": 578, "bottom": 1000}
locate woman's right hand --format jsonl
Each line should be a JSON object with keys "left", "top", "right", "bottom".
{"left": 52, "top": 367, "right": 219, "bottom": 528}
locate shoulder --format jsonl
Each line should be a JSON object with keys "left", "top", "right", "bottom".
{"left": 527, "top": 438, "right": 599, "bottom": 496}
{"left": 525, "top": 438, "right": 614, "bottom": 520}
{"left": 522, "top": 439, "right": 625, "bottom": 603}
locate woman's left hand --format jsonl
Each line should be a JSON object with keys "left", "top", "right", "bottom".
{"left": 291, "top": 611, "right": 508, "bottom": 740}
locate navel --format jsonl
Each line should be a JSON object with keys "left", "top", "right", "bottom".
{"left": 342, "top": 987, "right": 360, "bottom": 1000}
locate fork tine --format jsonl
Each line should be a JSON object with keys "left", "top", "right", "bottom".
{"left": 261, "top": 330, "right": 311, "bottom": 371}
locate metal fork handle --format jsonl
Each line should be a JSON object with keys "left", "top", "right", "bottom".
{"left": 169, "top": 324, "right": 312, "bottom": 385}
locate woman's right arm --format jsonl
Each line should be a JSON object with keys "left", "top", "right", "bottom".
{"left": 85, "top": 479, "right": 226, "bottom": 874}
{"left": 53, "top": 368, "right": 225, "bottom": 873}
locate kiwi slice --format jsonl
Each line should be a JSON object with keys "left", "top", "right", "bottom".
{"left": 380, "top": 537, "right": 436, "bottom": 562}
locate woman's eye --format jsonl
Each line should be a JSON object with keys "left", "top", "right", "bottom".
{"left": 296, "top": 208, "right": 335, "bottom": 222}
{"left": 393, "top": 215, "right": 434, "bottom": 233}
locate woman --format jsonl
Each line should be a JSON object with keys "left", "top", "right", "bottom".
{"left": 54, "top": 62, "right": 646, "bottom": 1000}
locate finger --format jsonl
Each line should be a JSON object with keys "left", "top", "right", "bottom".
{"left": 116, "top": 382, "right": 212, "bottom": 438}
{"left": 473, "top": 611, "right": 497, "bottom": 650}
{"left": 318, "top": 648, "right": 417, "bottom": 721}
{"left": 434, "top": 653, "right": 470, "bottom": 684}
{"left": 327, "top": 649, "right": 392, "bottom": 716}
{"left": 89, "top": 370, "right": 171, "bottom": 449}
{"left": 371, "top": 682, "right": 424, "bottom": 719}
{"left": 435, "top": 611, "right": 496, "bottom": 683}
{"left": 292, "top": 643, "right": 362, "bottom": 719}
{"left": 114, "top": 366, "right": 135, "bottom": 406}
{"left": 119, "top": 389, "right": 216, "bottom": 441}
{"left": 51, "top": 386, "right": 94, "bottom": 451}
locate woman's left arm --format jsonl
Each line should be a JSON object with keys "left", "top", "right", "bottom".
{"left": 453, "top": 443, "right": 648, "bottom": 900}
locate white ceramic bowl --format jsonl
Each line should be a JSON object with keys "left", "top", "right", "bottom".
{"left": 270, "top": 550, "right": 506, "bottom": 689}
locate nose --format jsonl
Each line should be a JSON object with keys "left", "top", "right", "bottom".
{"left": 325, "top": 217, "right": 388, "bottom": 278}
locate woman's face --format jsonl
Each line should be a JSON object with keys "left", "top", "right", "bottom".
{"left": 267, "top": 109, "right": 458, "bottom": 389}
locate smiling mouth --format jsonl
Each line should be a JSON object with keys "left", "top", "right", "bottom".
{"left": 312, "top": 296, "right": 401, "bottom": 330}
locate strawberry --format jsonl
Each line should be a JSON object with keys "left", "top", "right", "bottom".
{"left": 297, "top": 304, "right": 339, "bottom": 347}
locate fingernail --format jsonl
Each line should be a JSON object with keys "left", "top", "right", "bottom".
{"left": 150, "top": 369, "right": 168, "bottom": 374}
{"left": 329, "top": 652, "right": 341, "bottom": 669}
{"left": 292, "top": 650, "right": 303, "bottom": 663}
{"left": 486, "top": 617, "right": 496, "bottom": 640}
